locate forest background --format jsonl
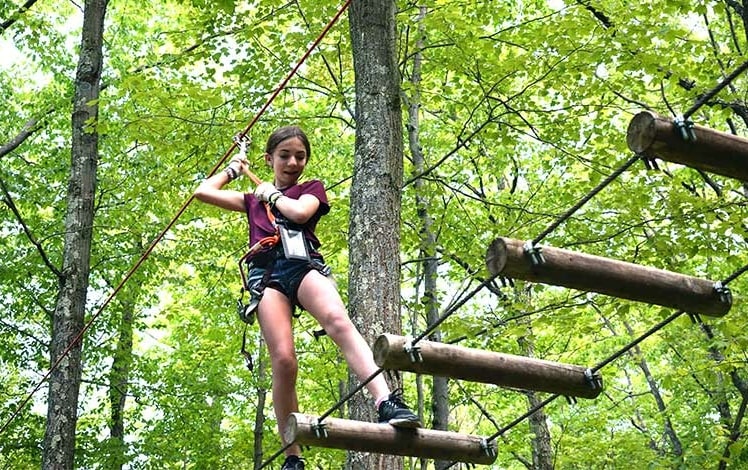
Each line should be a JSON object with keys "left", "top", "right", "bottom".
{"left": 2, "top": 0, "right": 748, "bottom": 469}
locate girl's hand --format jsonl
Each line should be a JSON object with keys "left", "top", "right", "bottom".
{"left": 254, "top": 182, "right": 282, "bottom": 203}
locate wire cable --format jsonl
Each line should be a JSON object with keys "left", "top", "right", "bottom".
{"left": 440, "top": 261, "right": 748, "bottom": 468}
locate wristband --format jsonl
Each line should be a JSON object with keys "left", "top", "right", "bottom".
{"left": 268, "top": 191, "right": 282, "bottom": 207}
{"left": 224, "top": 167, "right": 238, "bottom": 181}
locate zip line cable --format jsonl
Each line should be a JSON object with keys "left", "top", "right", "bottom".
{"left": 532, "top": 153, "right": 641, "bottom": 246}
{"left": 0, "top": 0, "right": 352, "bottom": 437}
{"left": 682, "top": 58, "right": 748, "bottom": 121}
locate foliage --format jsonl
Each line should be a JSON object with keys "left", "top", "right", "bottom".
{"left": 1, "top": 0, "right": 748, "bottom": 468}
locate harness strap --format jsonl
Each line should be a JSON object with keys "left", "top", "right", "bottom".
{"left": 241, "top": 325, "right": 253, "bottom": 371}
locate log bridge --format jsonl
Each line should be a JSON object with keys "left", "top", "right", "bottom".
{"left": 284, "top": 413, "right": 498, "bottom": 465}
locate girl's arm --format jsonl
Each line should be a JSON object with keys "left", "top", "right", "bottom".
{"left": 273, "top": 193, "right": 320, "bottom": 224}
{"left": 194, "top": 158, "right": 248, "bottom": 212}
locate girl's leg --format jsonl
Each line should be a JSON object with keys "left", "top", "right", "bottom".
{"left": 296, "top": 270, "right": 390, "bottom": 400}
{"left": 256, "top": 288, "right": 302, "bottom": 457}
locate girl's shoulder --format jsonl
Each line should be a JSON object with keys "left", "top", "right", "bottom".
{"left": 288, "top": 179, "right": 325, "bottom": 196}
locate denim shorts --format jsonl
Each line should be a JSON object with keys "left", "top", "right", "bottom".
{"left": 246, "top": 256, "right": 330, "bottom": 310}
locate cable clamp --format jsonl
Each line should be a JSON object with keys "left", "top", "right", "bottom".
{"left": 480, "top": 438, "right": 497, "bottom": 457}
{"left": 233, "top": 133, "right": 251, "bottom": 157}
{"left": 673, "top": 115, "right": 697, "bottom": 142}
{"left": 523, "top": 240, "right": 545, "bottom": 266}
{"left": 584, "top": 368, "right": 603, "bottom": 390}
{"left": 403, "top": 336, "right": 423, "bottom": 363}
{"left": 312, "top": 419, "right": 328, "bottom": 439}
{"left": 641, "top": 156, "right": 660, "bottom": 171}
{"left": 713, "top": 281, "right": 732, "bottom": 305}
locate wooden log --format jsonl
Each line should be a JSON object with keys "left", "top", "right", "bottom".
{"left": 284, "top": 413, "right": 497, "bottom": 465}
{"left": 626, "top": 110, "right": 748, "bottom": 181}
{"left": 374, "top": 334, "right": 602, "bottom": 399}
{"left": 486, "top": 237, "right": 731, "bottom": 317}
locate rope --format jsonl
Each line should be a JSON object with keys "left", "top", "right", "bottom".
{"left": 0, "top": 0, "right": 352, "bottom": 438}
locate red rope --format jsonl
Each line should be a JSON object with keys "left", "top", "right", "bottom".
{"left": 0, "top": 0, "right": 352, "bottom": 436}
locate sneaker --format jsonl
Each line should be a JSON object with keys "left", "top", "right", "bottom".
{"left": 280, "top": 455, "right": 304, "bottom": 470}
{"left": 377, "top": 389, "right": 422, "bottom": 428}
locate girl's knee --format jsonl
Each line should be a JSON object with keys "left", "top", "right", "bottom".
{"left": 322, "top": 312, "right": 356, "bottom": 339}
{"left": 271, "top": 350, "right": 298, "bottom": 375}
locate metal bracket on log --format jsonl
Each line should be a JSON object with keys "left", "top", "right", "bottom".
{"left": 486, "top": 236, "right": 732, "bottom": 317}
{"left": 584, "top": 368, "right": 603, "bottom": 391}
{"left": 673, "top": 115, "right": 697, "bottom": 142}
{"left": 523, "top": 240, "right": 545, "bottom": 267}
{"left": 713, "top": 281, "right": 732, "bottom": 305}
{"left": 403, "top": 336, "right": 423, "bottom": 363}
{"left": 312, "top": 419, "right": 328, "bottom": 439}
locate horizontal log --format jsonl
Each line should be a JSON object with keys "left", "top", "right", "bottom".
{"left": 626, "top": 110, "right": 748, "bottom": 181}
{"left": 486, "top": 237, "right": 731, "bottom": 317}
{"left": 374, "top": 334, "right": 602, "bottom": 399}
{"left": 284, "top": 413, "right": 497, "bottom": 465}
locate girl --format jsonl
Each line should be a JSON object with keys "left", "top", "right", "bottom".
{"left": 194, "top": 126, "right": 420, "bottom": 470}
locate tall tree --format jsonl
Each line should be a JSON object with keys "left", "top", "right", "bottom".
{"left": 347, "top": 0, "right": 404, "bottom": 468}
{"left": 403, "top": 5, "right": 450, "bottom": 470}
{"left": 42, "top": 0, "right": 108, "bottom": 468}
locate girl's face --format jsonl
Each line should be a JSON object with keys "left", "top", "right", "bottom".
{"left": 266, "top": 136, "right": 308, "bottom": 189}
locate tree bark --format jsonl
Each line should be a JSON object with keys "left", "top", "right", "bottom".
{"left": 621, "top": 321, "right": 684, "bottom": 458}
{"left": 42, "top": 0, "right": 108, "bottom": 469}
{"left": 253, "top": 343, "right": 268, "bottom": 470}
{"left": 347, "top": 0, "right": 404, "bottom": 468}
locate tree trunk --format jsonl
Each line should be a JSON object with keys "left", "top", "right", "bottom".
{"left": 621, "top": 320, "right": 684, "bottom": 458}
{"left": 347, "top": 0, "right": 403, "bottom": 468}
{"left": 518, "top": 337, "right": 553, "bottom": 470}
{"left": 404, "top": 6, "right": 450, "bottom": 470}
{"left": 106, "top": 282, "right": 137, "bottom": 470}
{"left": 253, "top": 342, "right": 268, "bottom": 470}
{"left": 42, "top": 0, "right": 108, "bottom": 468}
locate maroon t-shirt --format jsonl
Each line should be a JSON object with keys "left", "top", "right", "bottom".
{"left": 242, "top": 180, "right": 330, "bottom": 253}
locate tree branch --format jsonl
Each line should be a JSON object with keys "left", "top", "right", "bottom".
{"left": 0, "top": 0, "right": 39, "bottom": 33}
{"left": 0, "top": 108, "right": 52, "bottom": 160}
{"left": 0, "top": 176, "right": 62, "bottom": 278}
{"left": 575, "top": 0, "right": 614, "bottom": 29}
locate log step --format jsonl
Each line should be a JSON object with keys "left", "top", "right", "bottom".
{"left": 374, "top": 334, "right": 603, "bottom": 399}
{"left": 284, "top": 413, "right": 497, "bottom": 465}
{"left": 626, "top": 110, "right": 748, "bottom": 181}
{"left": 486, "top": 237, "right": 731, "bottom": 317}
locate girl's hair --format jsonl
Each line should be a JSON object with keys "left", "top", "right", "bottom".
{"left": 265, "top": 125, "right": 311, "bottom": 158}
